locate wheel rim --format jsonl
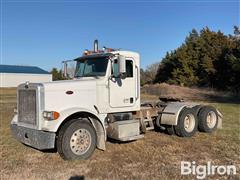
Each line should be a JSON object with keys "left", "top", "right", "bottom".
{"left": 206, "top": 111, "right": 217, "bottom": 129}
{"left": 70, "top": 128, "right": 92, "bottom": 155}
{"left": 184, "top": 114, "right": 195, "bottom": 133}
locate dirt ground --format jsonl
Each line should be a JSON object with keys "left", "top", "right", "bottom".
{"left": 0, "top": 88, "right": 240, "bottom": 179}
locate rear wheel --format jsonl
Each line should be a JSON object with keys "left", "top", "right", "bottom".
{"left": 192, "top": 105, "right": 202, "bottom": 117}
{"left": 57, "top": 119, "right": 97, "bottom": 160}
{"left": 174, "top": 108, "right": 198, "bottom": 137}
{"left": 198, "top": 106, "right": 218, "bottom": 133}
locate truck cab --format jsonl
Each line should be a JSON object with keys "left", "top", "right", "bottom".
{"left": 11, "top": 43, "right": 144, "bottom": 160}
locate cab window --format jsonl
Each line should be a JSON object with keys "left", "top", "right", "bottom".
{"left": 126, "top": 60, "right": 133, "bottom": 78}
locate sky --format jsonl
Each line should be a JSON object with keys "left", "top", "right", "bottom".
{"left": 1, "top": 0, "right": 239, "bottom": 71}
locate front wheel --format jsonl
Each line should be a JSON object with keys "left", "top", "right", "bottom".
{"left": 57, "top": 119, "right": 97, "bottom": 160}
{"left": 174, "top": 108, "right": 198, "bottom": 137}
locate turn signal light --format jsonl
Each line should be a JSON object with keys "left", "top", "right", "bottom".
{"left": 43, "top": 111, "right": 60, "bottom": 120}
{"left": 53, "top": 111, "right": 60, "bottom": 119}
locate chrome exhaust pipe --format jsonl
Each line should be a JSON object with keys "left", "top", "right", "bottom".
{"left": 94, "top": 39, "right": 98, "bottom": 52}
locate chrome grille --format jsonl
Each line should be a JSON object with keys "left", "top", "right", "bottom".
{"left": 18, "top": 89, "right": 37, "bottom": 125}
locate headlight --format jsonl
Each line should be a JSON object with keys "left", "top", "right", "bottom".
{"left": 43, "top": 111, "right": 60, "bottom": 120}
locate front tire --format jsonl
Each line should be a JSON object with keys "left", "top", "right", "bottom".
{"left": 57, "top": 119, "right": 97, "bottom": 160}
{"left": 174, "top": 108, "right": 198, "bottom": 137}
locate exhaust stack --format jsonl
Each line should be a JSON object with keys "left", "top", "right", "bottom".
{"left": 94, "top": 39, "right": 98, "bottom": 52}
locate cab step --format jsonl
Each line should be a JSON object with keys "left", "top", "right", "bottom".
{"left": 144, "top": 118, "right": 155, "bottom": 131}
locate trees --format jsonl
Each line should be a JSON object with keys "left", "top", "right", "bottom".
{"left": 141, "top": 62, "right": 159, "bottom": 85}
{"left": 155, "top": 26, "right": 240, "bottom": 93}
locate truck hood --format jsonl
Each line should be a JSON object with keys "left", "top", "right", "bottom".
{"left": 42, "top": 77, "right": 98, "bottom": 90}
{"left": 42, "top": 78, "right": 97, "bottom": 111}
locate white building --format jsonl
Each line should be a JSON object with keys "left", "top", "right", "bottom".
{"left": 0, "top": 65, "right": 52, "bottom": 87}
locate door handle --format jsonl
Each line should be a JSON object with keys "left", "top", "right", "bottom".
{"left": 130, "top": 97, "right": 134, "bottom": 103}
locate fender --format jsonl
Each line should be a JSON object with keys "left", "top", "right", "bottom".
{"left": 216, "top": 109, "right": 223, "bottom": 128}
{"left": 42, "top": 107, "right": 107, "bottom": 150}
{"left": 160, "top": 102, "right": 197, "bottom": 126}
{"left": 42, "top": 107, "right": 104, "bottom": 131}
{"left": 160, "top": 102, "right": 223, "bottom": 128}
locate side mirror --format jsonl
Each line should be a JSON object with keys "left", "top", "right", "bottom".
{"left": 112, "top": 55, "right": 126, "bottom": 79}
{"left": 62, "top": 60, "right": 75, "bottom": 79}
{"left": 118, "top": 55, "right": 126, "bottom": 74}
{"left": 63, "top": 61, "right": 68, "bottom": 78}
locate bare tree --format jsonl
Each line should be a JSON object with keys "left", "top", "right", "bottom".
{"left": 144, "top": 62, "right": 160, "bottom": 84}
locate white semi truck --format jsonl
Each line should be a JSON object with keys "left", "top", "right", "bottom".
{"left": 11, "top": 40, "right": 222, "bottom": 160}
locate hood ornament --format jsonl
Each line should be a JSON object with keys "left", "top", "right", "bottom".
{"left": 25, "top": 81, "right": 29, "bottom": 89}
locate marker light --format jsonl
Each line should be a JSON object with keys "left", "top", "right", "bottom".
{"left": 84, "top": 50, "right": 89, "bottom": 55}
{"left": 43, "top": 111, "right": 60, "bottom": 120}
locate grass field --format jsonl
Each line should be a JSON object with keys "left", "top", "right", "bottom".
{"left": 0, "top": 88, "right": 239, "bottom": 179}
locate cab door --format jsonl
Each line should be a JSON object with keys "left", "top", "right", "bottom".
{"left": 109, "top": 58, "right": 136, "bottom": 108}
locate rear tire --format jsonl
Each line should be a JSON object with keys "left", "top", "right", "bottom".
{"left": 57, "top": 119, "right": 97, "bottom": 160}
{"left": 192, "top": 105, "right": 202, "bottom": 117}
{"left": 174, "top": 108, "right": 198, "bottom": 137}
{"left": 198, "top": 106, "right": 218, "bottom": 133}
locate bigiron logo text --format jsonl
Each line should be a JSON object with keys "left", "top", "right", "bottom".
{"left": 181, "top": 161, "right": 237, "bottom": 179}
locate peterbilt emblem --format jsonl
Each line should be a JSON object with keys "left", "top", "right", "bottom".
{"left": 66, "top": 90, "right": 74, "bottom": 95}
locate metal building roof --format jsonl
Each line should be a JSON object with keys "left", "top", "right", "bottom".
{"left": 0, "top": 65, "right": 50, "bottom": 74}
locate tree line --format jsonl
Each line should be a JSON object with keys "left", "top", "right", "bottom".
{"left": 142, "top": 26, "right": 240, "bottom": 93}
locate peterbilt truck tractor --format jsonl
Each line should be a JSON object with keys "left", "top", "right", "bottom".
{"left": 11, "top": 40, "right": 222, "bottom": 160}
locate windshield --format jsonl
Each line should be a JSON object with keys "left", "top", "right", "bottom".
{"left": 74, "top": 57, "right": 109, "bottom": 78}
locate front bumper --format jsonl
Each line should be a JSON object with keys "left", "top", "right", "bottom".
{"left": 11, "top": 124, "right": 56, "bottom": 150}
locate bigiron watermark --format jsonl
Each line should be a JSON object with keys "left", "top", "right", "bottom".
{"left": 181, "top": 161, "right": 237, "bottom": 179}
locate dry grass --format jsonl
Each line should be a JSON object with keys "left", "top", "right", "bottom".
{"left": 141, "top": 83, "right": 240, "bottom": 103}
{"left": 0, "top": 87, "right": 240, "bottom": 180}
{"left": 0, "top": 88, "right": 16, "bottom": 104}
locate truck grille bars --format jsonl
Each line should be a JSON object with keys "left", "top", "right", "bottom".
{"left": 18, "top": 89, "right": 37, "bottom": 126}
